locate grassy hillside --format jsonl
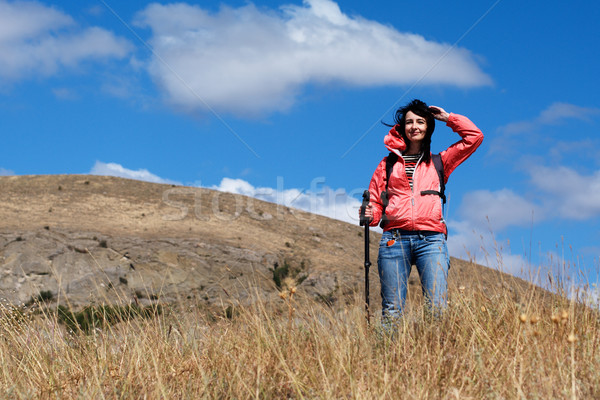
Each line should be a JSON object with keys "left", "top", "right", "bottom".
{"left": 1, "top": 279, "right": 599, "bottom": 398}
{"left": 1, "top": 175, "right": 598, "bottom": 398}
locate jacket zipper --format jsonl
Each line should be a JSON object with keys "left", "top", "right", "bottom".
{"left": 410, "top": 154, "right": 423, "bottom": 230}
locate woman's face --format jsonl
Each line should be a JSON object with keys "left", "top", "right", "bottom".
{"left": 404, "top": 111, "right": 427, "bottom": 144}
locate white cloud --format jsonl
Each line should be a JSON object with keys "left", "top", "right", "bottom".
{"left": 52, "top": 87, "right": 79, "bottom": 100}
{"left": 489, "top": 102, "right": 600, "bottom": 157}
{"left": 135, "top": 0, "right": 491, "bottom": 117}
{"left": 457, "top": 188, "right": 542, "bottom": 231}
{"left": 454, "top": 164, "right": 600, "bottom": 232}
{"left": 548, "top": 139, "right": 600, "bottom": 162}
{"left": 0, "top": 0, "right": 131, "bottom": 83}
{"left": 528, "top": 165, "right": 600, "bottom": 220}
{"left": 538, "top": 102, "right": 600, "bottom": 125}
{"left": 446, "top": 219, "right": 533, "bottom": 278}
{"left": 0, "top": 167, "right": 14, "bottom": 175}
{"left": 90, "top": 161, "right": 181, "bottom": 185}
{"left": 495, "top": 102, "right": 600, "bottom": 137}
{"left": 85, "top": 5, "right": 105, "bottom": 17}
{"left": 212, "top": 177, "right": 362, "bottom": 225}
{"left": 0, "top": 1, "right": 70, "bottom": 42}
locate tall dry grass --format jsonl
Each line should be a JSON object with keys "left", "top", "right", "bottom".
{"left": 1, "top": 275, "right": 599, "bottom": 399}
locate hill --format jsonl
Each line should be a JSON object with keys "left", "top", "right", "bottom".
{"left": 0, "top": 175, "right": 539, "bottom": 312}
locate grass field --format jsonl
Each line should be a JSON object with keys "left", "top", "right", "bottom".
{"left": 1, "top": 275, "right": 599, "bottom": 399}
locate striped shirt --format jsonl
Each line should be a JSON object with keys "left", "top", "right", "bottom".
{"left": 402, "top": 153, "right": 421, "bottom": 190}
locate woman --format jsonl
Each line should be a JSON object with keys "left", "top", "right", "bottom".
{"left": 363, "top": 99, "right": 483, "bottom": 320}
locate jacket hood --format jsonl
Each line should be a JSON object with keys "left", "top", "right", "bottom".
{"left": 384, "top": 125, "right": 406, "bottom": 155}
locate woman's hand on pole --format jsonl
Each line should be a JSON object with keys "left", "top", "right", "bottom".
{"left": 429, "top": 105, "right": 450, "bottom": 122}
{"left": 359, "top": 204, "right": 373, "bottom": 221}
{"left": 364, "top": 204, "right": 373, "bottom": 220}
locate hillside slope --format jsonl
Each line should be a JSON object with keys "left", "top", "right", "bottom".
{"left": 0, "top": 175, "right": 537, "bottom": 311}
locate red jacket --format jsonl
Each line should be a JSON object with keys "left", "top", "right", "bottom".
{"left": 368, "top": 113, "right": 484, "bottom": 234}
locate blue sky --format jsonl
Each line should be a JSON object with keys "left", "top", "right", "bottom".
{"left": 1, "top": 0, "right": 599, "bottom": 295}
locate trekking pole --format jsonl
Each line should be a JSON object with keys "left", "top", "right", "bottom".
{"left": 359, "top": 190, "right": 371, "bottom": 325}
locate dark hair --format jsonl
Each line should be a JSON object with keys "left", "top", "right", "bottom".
{"left": 387, "top": 99, "right": 436, "bottom": 164}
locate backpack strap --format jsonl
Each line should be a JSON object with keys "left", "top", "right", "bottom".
{"left": 420, "top": 153, "right": 446, "bottom": 204}
{"left": 379, "top": 152, "right": 398, "bottom": 228}
{"left": 385, "top": 152, "right": 398, "bottom": 194}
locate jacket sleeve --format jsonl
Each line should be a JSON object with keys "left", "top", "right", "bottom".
{"left": 367, "top": 157, "right": 387, "bottom": 227}
{"left": 440, "top": 113, "right": 484, "bottom": 182}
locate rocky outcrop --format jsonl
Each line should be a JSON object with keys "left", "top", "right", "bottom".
{"left": 0, "top": 227, "right": 292, "bottom": 309}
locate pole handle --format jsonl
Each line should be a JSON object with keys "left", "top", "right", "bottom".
{"left": 360, "top": 190, "right": 370, "bottom": 226}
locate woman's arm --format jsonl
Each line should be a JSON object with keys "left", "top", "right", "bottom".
{"left": 429, "top": 106, "right": 484, "bottom": 181}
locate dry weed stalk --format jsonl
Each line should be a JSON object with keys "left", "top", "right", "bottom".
{"left": 1, "top": 268, "right": 599, "bottom": 399}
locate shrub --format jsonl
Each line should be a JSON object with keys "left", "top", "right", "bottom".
{"left": 56, "top": 303, "right": 162, "bottom": 334}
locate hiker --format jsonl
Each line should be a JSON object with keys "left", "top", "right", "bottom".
{"left": 362, "top": 99, "right": 483, "bottom": 321}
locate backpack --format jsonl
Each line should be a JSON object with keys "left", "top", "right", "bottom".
{"left": 380, "top": 152, "right": 445, "bottom": 228}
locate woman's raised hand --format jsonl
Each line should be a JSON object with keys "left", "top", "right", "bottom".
{"left": 429, "top": 106, "right": 450, "bottom": 122}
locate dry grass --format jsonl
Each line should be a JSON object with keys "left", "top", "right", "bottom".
{"left": 1, "top": 277, "right": 599, "bottom": 400}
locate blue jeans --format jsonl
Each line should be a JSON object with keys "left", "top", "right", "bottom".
{"left": 377, "top": 230, "right": 450, "bottom": 320}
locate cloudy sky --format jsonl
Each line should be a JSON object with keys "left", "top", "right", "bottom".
{"left": 1, "top": 0, "right": 599, "bottom": 292}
